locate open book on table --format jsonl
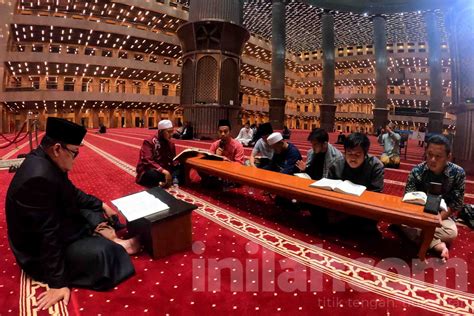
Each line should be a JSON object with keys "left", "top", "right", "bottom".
{"left": 402, "top": 191, "right": 448, "bottom": 212}
{"left": 173, "top": 148, "right": 225, "bottom": 162}
{"left": 309, "top": 178, "right": 366, "bottom": 196}
{"left": 112, "top": 190, "right": 170, "bottom": 222}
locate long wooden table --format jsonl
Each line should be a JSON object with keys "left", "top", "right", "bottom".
{"left": 185, "top": 157, "right": 439, "bottom": 260}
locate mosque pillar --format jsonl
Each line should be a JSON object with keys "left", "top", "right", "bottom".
{"left": 320, "top": 11, "right": 336, "bottom": 132}
{"left": 268, "top": 0, "right": 286, "bottom": 130}
{"left": 107, "top": 109, "right": 115, "bottom": 128}
{"left": 73, "top": 108, "right": 81, "bottom": 125}
{"left": 0, "top": 104, "right": 4, "bottom": 133}
{"left": 90, "top": 109, "right": 99, "bottom": 129}
{"left": 144, "top": 110, "right": 149, "bottom": 128}
{"left": 177, "top": 0, "right": 249, "bottom": 138}
{"left": 125, "top": 109, "right": 132, "bottom": 128}
{"left": 373, "top": 15, "right": 389, "bottom": 131}
{"left": 425, "top": 11, "right": 444, "bottom": 134}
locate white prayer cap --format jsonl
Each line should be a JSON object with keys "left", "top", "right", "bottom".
{"left": 267, "top": 132, "right": 283, "bottom": 146}
{"left": 158, "top": 119, "right": 173, "bottom": 130}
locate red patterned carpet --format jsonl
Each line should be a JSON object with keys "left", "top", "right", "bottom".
{"left": 1, "top": 128, "right": 474, "bottom": 315}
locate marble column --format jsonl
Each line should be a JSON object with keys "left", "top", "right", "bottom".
{"left": 425, "top": 11, "right": 444, "bottom": 134}
{"left": 125, "top": 109, "right": 132, "bottom": 128}
{"left": 320, "top": 11, "right": 336, "bottom": 132}
{"left": 91, "top": 109, "right": 99, "bottom": 129}
{"left": 373, "top": 15, "right": 389, "bottom": 131}
{"left": 108, "top": 109, "right": 115, "bottom": 128}
{"left": 0, "top": 104, "right": 3, "bottom": 133}
{"left": 268, "top": 0, "right": 287, "bottom": 130}
{"left": 73, "top": 108, "right": 81, "bottom": 125}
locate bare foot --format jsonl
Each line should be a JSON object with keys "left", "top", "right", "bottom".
{"left": 433, "top": 242, "right": 449, "bottom": 262}
{"left": 114, "top": 237, "right": 141, "bottom": 255}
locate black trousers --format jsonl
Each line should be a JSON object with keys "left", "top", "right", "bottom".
{"left": 65, "top": 235, "right": 135, "bottom": 291}
{"left": 138, "top": 166, "right": 183, "bottom": 187}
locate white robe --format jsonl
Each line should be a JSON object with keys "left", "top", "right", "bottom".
{"left": 235, "top": 127, "right": 253, "bottom": 146}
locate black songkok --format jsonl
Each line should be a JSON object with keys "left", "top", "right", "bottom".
{"left": 46, "top": 117, "right": 87, "bottom": 146}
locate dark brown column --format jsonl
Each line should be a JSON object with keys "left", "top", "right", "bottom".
{"left": 177, "top": 0, "right": 249, "bottom": 139}
{"left": 373, "top": 15, "right": 389, "bottom": 131}
{"left": 268, "top": 0, "right": 286, "bottom": 130}
{"left": 0, "top": 104, "right": 3, "bottom": 133}
{"left": 425, "top": 11, "right": 444, "bottom": 134}
{"left": 447, "top": 6, "right": 474, "bottom": 175}
{"left": 320, "top": 11, "right": 336, "bottom": 132}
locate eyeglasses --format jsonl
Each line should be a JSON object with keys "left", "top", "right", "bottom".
{"left": 62, "top": 146, "right": 79, "bottom": 159}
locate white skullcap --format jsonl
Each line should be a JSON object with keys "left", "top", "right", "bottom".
{"left": 158, "top": 119, "right": 173, "bottom": 130}
{"left": 267, "top": 132, "right": 283, "bottom": 146}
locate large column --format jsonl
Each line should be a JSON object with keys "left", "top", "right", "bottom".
{"left": 268, "top": 0, "right": 286, "bottom": 130}
{"left": 177, "top": 0, "right": 249, "bottom": 139}
{"left": 116, "top": 110, "right": 122, "bottom": 128}
{"left": 37, "top": 110, "right": 45, "bottom": 131}
{"left": 0, "top": 104, "right": 3, "bottom": 133}
{"left": 107, "top": 109, "right": 115, "bottom": 128}
{"left": 91, "top": 109, "right": 99, "bottom": 129}
{"left": 425, "top": 11, "right": 444, "bottom": 134}
{"left": 373, "top": 15, "right": 389, "bottom": 131}
{"left": 73, "top": 108, "right": 81, "bottom": 125}
{"left": 447, "top": 5, "right": 474, "bottom": 175}
{"left": 319, "top": 11, "right": 336, "bottom": 132}
{"left": 125, "top": 109, "right": 132, "bottom": 128}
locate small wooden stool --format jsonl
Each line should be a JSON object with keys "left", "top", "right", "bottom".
{"left": 127, "top": 188, "right": 197, "bottom": 259}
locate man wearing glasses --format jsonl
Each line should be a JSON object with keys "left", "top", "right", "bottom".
{"left": 6, "top": 117, "right": 137, "bottom": 310}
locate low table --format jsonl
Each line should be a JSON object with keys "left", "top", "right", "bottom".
{"left": 126, "top": 187, "right": 197, "bottom": 259}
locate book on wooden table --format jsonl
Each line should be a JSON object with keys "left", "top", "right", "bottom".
{"left": 112, "top": 190, "right": 170, "bottom": 222}
{"left": 402, "top": 191, "right": 448, "bottom": 212}
{"left": 309, "top": 178, "right": 366, "bottom": 196}
{"left": 173, "top": 148, "right": 225, "bottom": 162}
{"left": 294, "top": 173, "right": 312, "bottom": 179}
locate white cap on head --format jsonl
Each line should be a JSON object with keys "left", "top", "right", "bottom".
{"left": 158, "top": 119, "right": 173, "bottom": 130}
{"left": 267, "top": 132, "right": 283, "bottom": 146}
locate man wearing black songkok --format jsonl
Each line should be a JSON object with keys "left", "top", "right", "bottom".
{"left": 6, "top": 117, "right": 137, "bottom": 310}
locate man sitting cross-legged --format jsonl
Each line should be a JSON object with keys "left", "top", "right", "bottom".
{"left": 403, "top": 134, "right": 464, "bottom": 261}
{"left": 378, "top": 122, "right": 401, "bottom": 168}
{"left": 136, "top": 119, "right": 181, "bottom": 188}
{"left": 235, "top": 122, "right": 254, "bottom": 147}
{"left": 6, "top": 118, "right": 138, "bottom": 310}
{"left": 320, "top": 133, "right": 385, "bottom": 232}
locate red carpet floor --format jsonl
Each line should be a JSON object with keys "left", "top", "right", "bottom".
{"left": 1, "top": 128, "right": 474, "bottom": 315}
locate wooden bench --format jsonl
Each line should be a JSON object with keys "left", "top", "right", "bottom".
{"left": 185, "top": 157, "right": 439, "bottom": 260}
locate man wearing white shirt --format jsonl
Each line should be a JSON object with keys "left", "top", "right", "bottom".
{"left": 235, "top": 122, "right": 253, "bottom": 147}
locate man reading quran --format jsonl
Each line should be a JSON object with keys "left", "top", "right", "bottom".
{"left": 6, "top": 117, "right": 137, "bottom": 310}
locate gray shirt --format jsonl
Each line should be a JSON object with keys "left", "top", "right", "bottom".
{"left": 378, "top": 131, "right": 401, "bottom": 157}
{"left": 252, "top": 138, "right": 274, "bottom": 159}
{"left": 305, "top": 143, "right": 343, "bottom": 179}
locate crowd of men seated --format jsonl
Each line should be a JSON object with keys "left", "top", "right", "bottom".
{"left": 136, "top": 119, "right": 465, "bottom": 262}
{"left": 3, "top": 117, "right": 466, "bottom": 308}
